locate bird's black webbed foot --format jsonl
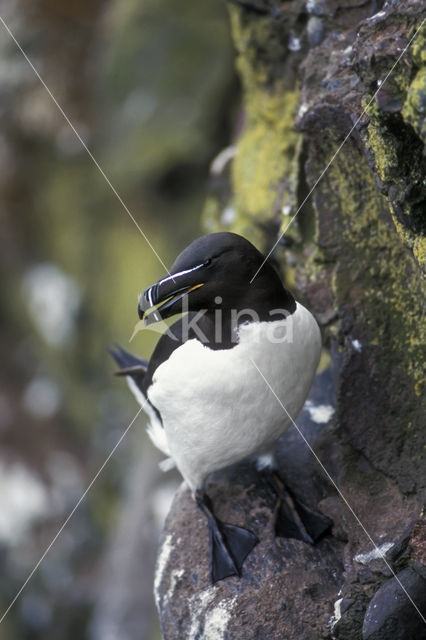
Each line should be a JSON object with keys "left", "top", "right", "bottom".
{"left": 291, "top": 496, "right": 333, "bottom": 542}
{"left": 262, "top": 470, "right": 332, "bottom": 544}
{"left": 196, "top": 492, "right": 258, "bottom": 583}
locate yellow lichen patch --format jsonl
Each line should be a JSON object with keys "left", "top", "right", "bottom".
{"left": 402, "top": 67, "right": 426, "bottom": 141}
{"left": 232, "top": 90, "right": 301, "bottom": 222}
{"left": 362, "top": 93, "right": 425, "bottom": 270}
{"left": 325, "top": 137, "right": 386, "bottom": 241}
{"left": 411, "top": 20, "right": 426, "bottom": 66}
{"left": 362, "top": 98, "right": 399, "bottom": 186}
{"left": 319, "top": 143, "right": 425, "bottom": 397}
{"left": 317, "top": 349, "right": 331, "bottom": 374}
{"left": 390, "top": 215, "right": 426, "bottom": 269}
{"left": 219, "top": 6, "right": 304, "bottom": 245}
{"left": 402, "top": 21, "right": 426, "bottom": 139}
{"left": 202, "top": 7, "right": 304, "bottom": 250}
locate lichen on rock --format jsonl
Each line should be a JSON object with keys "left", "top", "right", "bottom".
{"left": 202, "top": 5, "right": 306, "bottom": 251}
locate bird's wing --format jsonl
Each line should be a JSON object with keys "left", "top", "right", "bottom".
{"left": 108, "top": 344, "right": 149, "bottom": 370}
{"left": 108, "top": 345, "right": 148, "bottom": 387}
{"left": 108, "top": 343, "right": 161, "bottom": 420}
{"left": 108, "top": 345, "right": 173, "bottom": 463}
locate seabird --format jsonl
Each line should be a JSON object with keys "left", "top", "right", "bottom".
{"left": 110, "top": 232, "right": 331, "bottom": 582}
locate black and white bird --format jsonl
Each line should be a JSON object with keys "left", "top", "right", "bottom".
{"left": 110, "top": 232, "right": 330, "bottom": 582}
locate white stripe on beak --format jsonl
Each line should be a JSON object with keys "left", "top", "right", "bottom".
{"left": 147, "top": 287, "right": 154, "bottom": 307}
{"left": 157, "top": 263, "right": 204, "bottom": 287}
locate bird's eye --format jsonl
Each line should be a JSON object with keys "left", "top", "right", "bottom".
{"left": 204, "top": 258, "right": 212, "bottom": 267}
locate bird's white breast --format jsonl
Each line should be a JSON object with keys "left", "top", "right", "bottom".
{"left": 147, "top": 303, "right": 321, "bottom": 492}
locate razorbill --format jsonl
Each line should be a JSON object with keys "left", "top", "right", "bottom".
{"left": 110, "top": 232, "right": 330, "bottom": 582}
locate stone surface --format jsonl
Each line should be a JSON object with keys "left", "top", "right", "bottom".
{"left": 155, "top": 464, "right": 344, "bottom": 640}
{"left": 409, "top": 513, "right": 426, "bottom": 568}
{"left": 362, "top": 568, "right": 426, "bottom": 640}
{"left": 274, "top": 367, "right": 338, "bottom": 517}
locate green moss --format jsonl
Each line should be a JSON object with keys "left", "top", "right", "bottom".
{"left": 391, "top": 216, "right": 426, "bottom": 268}
{"left": 202, "top": 7, "right": 303, "bottom": 251}
{"left": 203, "top": 195, "right": 223, "bottom": 233}
{"left": 363, "top": 96, "right": 425, "bottom": 269}
{"left": 229, "top": 7, "right": 295, "bottom": 95}
{"left": 411, "top": 20, "right": 426, "bottom": 67}
{"left": 402, "top": 23, "right": 426, "bottom": 142}
{"left": 402, "top": 67, "right": 426, "bottom": 141}
{"left": 318, "top": 140, "right": 425, "bottom": 396}
{"left": 232, "top": 90, "right": 301, "bottom": 227}
{"left": 362, "top": 98, "right": 399, "bottom": 186}
{"left": 359, "top": 22, "right": 425, "bottom": 268}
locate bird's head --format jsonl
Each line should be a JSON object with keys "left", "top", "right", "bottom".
{"left": 138, "top": 232, "right": 294, "bottom": 326}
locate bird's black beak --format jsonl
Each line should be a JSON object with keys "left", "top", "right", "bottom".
{"left": 138, "top": 271, "right": 204, "bottom": 326}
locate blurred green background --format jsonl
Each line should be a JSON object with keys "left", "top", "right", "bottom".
{"left": 0, "top": 1, "right": 237, "bottom": 638}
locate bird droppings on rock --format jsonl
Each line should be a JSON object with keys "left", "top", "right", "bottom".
{"left": 288, "top": 35, "right": 302, "bottom": 52}
{"left": 298, "top": 102, "right": 309, "bottom": 119}
{"left": 354, "top": 543, "right": 395, "bottom": 566}
{"left": 203, "top": 597, "right": 238, "bottom": 640}
{"left": 187, "top": 589, "right": 215, "bottom": 640}
{"left": 351, "top": 339, "right": 362, "bottom": 352}
{"left": 154, "top": 533, "right": 175, "bottom": 609}
{"left": 304, "top": 400, "right": 335, "bottom": 424}
{"left": 188, "top": 590, "right": 237, "bottom": 640}
{"left": 366, "top": 10, "right": 387, "bottom": 22}
{"left": 333, "top": 597, "right": 343, "bottom": 623}
{"left": 164, "top": 568, "right": 185, "bottom": 607}
{"left": 330, "top": 594, "right": 357, "bottom": 633}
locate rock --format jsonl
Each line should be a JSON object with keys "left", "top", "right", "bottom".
{"left": 307, "top": 17, "right": 325, "bottom": 47}
{"left": 362, "top": 568, "right": 426, "bottom": 640}
{"left": 155, "top": 464, "right": 344, "bottom": 640}
{"left": 408, "top": 513, "right": 426, "bottom": 568}
{"left": 274, "top": 367, "right": 336, "bottom": 511}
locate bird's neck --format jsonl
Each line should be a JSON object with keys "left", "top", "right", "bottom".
{"left": 193, "top": 287, "right": 296, "bottom": 351}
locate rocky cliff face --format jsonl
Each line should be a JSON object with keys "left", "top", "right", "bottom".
{"left": 156, "top": 1, "right": 426, "bottom": 638}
